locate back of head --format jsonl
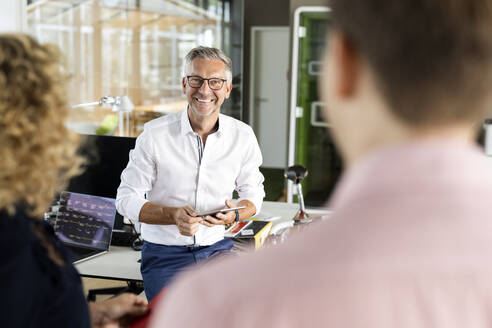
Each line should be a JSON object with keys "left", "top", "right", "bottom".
{"left": 0, "top": 34, "right": 82, "bottom": 217}
{"left": 183, "top": 46, "right": 233, "bottom": 82}
{"left": 330, "top": 0, "right": 492, "bottom": 126}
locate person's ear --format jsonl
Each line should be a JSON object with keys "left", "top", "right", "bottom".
{"left": 332, "top": 31, "right": 359, "bottom": 98}
{"left": 224, "top": 82, "right": 232, "bottom": 99}
{"left": 182, "top": 77, "right": 187, "bottom": 94}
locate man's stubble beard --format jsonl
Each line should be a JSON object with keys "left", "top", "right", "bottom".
{"left": 189, "top": 103, "right": 219, "bottom": 117}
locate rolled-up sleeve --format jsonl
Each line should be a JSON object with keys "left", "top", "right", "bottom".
{"left": 115, "top": 128, "right": 156, "bottom": 223}
{"left": 235, "top": 129, "right": 265, "bottom": 214}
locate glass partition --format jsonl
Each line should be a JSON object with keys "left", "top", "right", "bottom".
{"left": 288, "top": 7, "right": 343, "bottom": 207}
{"left": 27, "top": 0, "right": 243, "bottom": 136}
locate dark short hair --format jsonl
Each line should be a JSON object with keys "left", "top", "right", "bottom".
{"left": 330, "top": 0, "right": 492, "bottom": 125}
{"left": 183, "top": 46, "right": 232, "bottom": 82}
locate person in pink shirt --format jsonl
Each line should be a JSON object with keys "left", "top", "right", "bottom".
{"left": 148, "top": 0, "right": 492, "bottom": 326}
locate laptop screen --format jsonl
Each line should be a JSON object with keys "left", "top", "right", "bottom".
{"left": 55, "top": 191, "right": 116, "bottom": 251}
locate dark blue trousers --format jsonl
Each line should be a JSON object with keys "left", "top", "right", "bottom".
{"left": 141, "top": 238, "right": 233, "bottom": 301}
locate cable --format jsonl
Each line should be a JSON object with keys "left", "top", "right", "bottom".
{"left": 129, "top": 221, "right": 143, "bottom": 251}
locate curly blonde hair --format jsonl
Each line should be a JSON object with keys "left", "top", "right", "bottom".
{"left": 0, "top": 34, "right": 83, "bottom": 218}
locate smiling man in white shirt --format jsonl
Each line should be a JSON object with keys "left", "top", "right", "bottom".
{"left": 116, "top": 47, "right": 265, "bottom": 301}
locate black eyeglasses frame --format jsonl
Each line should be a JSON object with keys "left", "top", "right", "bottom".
{"left": 186, "top": 75, "right": 227, "bottom": 90}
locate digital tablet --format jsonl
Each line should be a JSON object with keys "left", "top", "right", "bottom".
{"left": 197, "top": 206, "right": 246, "bottom": 217}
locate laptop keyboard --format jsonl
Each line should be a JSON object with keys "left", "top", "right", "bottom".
{"left": 53, "top": 192, "right": 117, "bottom": 263}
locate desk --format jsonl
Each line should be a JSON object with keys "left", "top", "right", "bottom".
{"left": 75, "top": 201, "right": 318, "bottom": 282}
{"left": 258, "top": 200, "right": 299, "bottom": 221}
{"left": 76, "top": 246, "right": 143, "bottom": 301}
{"left": 75, "top": 246, "right": 142, "bottom": 282}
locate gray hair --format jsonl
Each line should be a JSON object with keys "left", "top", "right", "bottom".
{"left": 183, "top": 46, "right": 232, "bottom": 82}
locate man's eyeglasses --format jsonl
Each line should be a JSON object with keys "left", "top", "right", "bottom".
{"left": 186, "top": 76, "right": 227, "bottom": 90}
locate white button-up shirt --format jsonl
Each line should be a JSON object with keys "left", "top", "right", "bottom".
{"left": 115, "top": 109, "right": 265, "bottom": 246}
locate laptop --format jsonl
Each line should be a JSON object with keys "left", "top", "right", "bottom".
{"left": 55, "top": 191, "right": 116, "bottom": 264}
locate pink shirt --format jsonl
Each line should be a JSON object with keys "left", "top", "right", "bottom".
{"left": 150, "top": 139, "right": 492, "bottom": 327}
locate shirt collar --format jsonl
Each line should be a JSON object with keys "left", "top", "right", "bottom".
{"left": 180, "top": 108, "right": 194, "bottom": 136}
{"left": 180, "top": 106, "right": 227, "bottom": 137}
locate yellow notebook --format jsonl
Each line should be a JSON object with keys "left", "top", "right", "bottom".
{"left": 233, "top": 220, "right": 273, "bottom": 249}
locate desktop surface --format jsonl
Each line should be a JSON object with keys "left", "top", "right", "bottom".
{"left": 75, "top": 245, "right": 143, "bottom": 282}
{"left": 73, "top": 201, "right": 318, "bottom": 282}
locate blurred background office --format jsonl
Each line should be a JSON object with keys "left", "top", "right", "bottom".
{"left": 2, "top": 0, "right": 341, "bottom": 209}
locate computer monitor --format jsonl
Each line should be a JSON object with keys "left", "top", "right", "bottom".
{"left": 65, "top": 134, "right": 136, "bottom": 230}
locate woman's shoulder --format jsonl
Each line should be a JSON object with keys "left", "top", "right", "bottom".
{"left": 0, "top": 207, "right": 91, "bottom": 327}
{"left": 0, "top": 207, "right": 74, "bottom": 287}
{"left": 0, "top": 208, "right": 37, "bottom": 250}
{"left": 0, "top": 209, "right": 52, "bottom": 325}
{"left": 0, "top": 207, "right": 71, "bottom": 271}
{"left": 0, "top": 208, "right": 53, "bottom": 277}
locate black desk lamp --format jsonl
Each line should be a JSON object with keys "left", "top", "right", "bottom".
{"left": 284, "top": 165, "right": 312, "bottom": 224}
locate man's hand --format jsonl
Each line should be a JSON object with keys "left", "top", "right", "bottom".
{"left": 89, "top": 293, "right": 148, "bottom": 328}
{"left": 171, "top": 205, "right": 202, "bottom": 236}
{"left": 201, "top": 200, "right": 237, "bottom": 227}
{"left": 138, "top": 203, "right": 201, "bottom": 236}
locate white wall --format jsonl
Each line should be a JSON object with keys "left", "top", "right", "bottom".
{"left": 0, "top": 1, "right": 27, "bottom": 33}
{"left": 250, "top": 27, "right": 290, "bottom": 168}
